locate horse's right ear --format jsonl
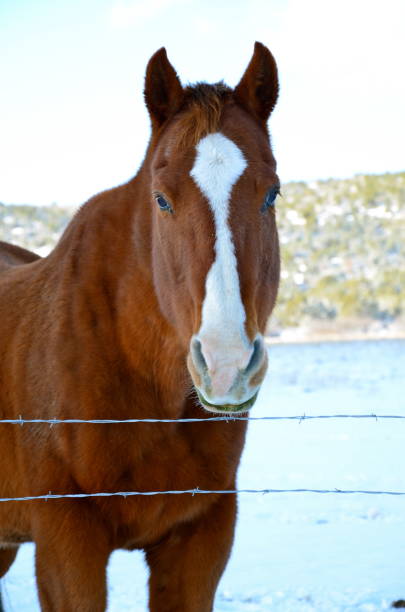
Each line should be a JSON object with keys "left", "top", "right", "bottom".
{"left": 144, "top": 48, "right": 184, "bottom": 128}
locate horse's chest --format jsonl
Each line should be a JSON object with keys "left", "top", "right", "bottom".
{"left": 89, "top": 422, "right": 246, "bottom": 548}
{"left": 81, "top": 421, "right": 245, "bottom": 487}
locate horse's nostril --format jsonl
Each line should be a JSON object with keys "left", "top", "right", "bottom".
{"left": 245, "top": 338, "right": 264, "bottom": 375}
{"left": 191, "top": 337, "right": 208, "bottom": 372}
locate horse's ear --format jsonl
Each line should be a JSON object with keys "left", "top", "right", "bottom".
{"left": 234, "top": 42, "right": 279, "bottom": 123}
{"left": 144, "top": 48, "right": 184, "bottom": 128}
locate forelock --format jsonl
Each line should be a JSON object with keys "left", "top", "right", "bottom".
{"left": 173, "top": 82, "right": 233, "bottom": 148}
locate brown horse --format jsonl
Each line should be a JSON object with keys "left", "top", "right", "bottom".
{"left": 0, "top": 42, "right": 280, "bottom": 611}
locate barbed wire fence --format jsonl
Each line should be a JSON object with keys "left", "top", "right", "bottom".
{"left": 1, "top": 413, "right": 404, "bottom": 502}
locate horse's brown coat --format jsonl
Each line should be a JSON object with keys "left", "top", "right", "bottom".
{"left": 0, "top": 43, "right": 280, "bottom": 611}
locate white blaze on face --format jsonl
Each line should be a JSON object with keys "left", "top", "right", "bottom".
{"left": 190, "top": 132, "right": 251, "bottom": 396}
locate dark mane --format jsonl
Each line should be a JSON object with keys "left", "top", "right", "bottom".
{"left": 175, "top": 81, "right": 233, "bottom": 147}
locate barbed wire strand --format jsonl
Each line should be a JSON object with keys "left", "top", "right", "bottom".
{"left": 1, "top": 488, "right": 405, "bottom": 503}
{"left": 1, "top": 414, "right": 405, "bottom": 425}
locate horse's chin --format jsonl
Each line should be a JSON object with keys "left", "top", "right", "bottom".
{"left": 195, "top": 389, "right": 259, "bottom": 415}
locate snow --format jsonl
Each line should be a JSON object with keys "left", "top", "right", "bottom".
{"left": 2, "top": 339, "right": 405, "bottom": 611}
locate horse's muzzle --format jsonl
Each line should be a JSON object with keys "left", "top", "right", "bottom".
{"left": 187, "top": 335, "right": 268, "bottom": 414}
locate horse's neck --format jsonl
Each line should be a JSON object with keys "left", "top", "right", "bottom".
{"left": 52, "top": 171, "right": 188, "bottom": 405}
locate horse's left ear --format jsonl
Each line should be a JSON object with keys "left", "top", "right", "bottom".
{"left": 144, "top": 47, "right": 184, "bottom": 128}
{"left": 234, "top": 42, "right": 279, "bottom": 123}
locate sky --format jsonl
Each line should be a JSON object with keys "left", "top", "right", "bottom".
{"left": 1, "top": 0, "right": 404, "bottom": 207}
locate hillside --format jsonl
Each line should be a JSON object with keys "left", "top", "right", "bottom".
{"left": 1, "top": 172, "right": 404, "bottom": 340}
{"left": 273, "top": 172, "right": 405, "bottom": 339}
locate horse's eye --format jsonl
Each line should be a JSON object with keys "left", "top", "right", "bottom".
{"left": 261, "top": 186, "right": 280, "bottom": 213}
{"left": 154, "top": 194, "right": 173, "bottom": 213}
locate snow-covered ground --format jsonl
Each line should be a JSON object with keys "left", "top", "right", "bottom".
{"left": 2, "top": 339, "right": 405, "bottom": 611}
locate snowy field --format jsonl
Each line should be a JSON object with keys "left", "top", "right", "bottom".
{"left": 2, "top": 339, "right": 404, "bottom": 611}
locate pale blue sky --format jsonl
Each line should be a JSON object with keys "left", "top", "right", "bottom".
{"left": 1, "top": 0, "right": 404, "bottom": 206}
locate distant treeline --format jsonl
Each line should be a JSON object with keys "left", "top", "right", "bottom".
{"left": 1, "top": 172, "right": 404, "bottom": 329}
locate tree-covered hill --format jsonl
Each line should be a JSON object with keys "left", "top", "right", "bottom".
{"left": 274, "top": 172, "right": 405, "bottom": 333}
{"left": 1, "top": 171, "right": 404, "bottom": 337}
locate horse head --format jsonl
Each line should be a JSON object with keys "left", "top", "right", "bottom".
{"left": 144, "top": 43, "right": 280, "bottom": 414}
